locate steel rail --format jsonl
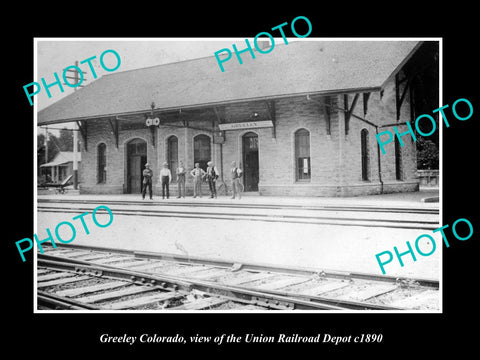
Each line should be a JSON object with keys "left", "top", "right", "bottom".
{"left": 37, "top": 256, "right": 363, "bottom": 310}
{"left": 38, "top": 257, "right": 193, "bottom": 293}
{"left": 37, "top": 253, "right": 415, "bottom": 311}
{"left": 133, "top": 249, "right": 439, "bottom": 288}
{"left": 37, "top": 205, "right": 439, "bottom": 224}
{"left": 38, "top": 198, "right": 439, "bottom": 214}
{"left": 37, "top": 206, "right": 439, "bottom": 230}
{"left": 38, "top": 291, "right": 102, "bottom": 310}
{"left": 38, "top": 244, "right": 440, "bottom": 288}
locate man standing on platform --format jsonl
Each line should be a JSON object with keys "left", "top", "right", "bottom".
{"left": 142, "top": 163, "right": 153, "bottom": 200}
{"left": 159, "top": 162, "right": 172, "bottom": 199}
{"left": 190, "top": 162, "right": 206, "bottom": 198}
{"left": 206, "top": 161, "right": 219, "bottom": 198}
{"left": 176, "top": 161, "right": 186, "bottom": 198}
{"left": 230, "top": 161, "right": 243, "bottom": 200}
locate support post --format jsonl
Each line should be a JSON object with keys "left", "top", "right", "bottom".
{"left": 44, "top": 126, "right": 48, "bottom": 164}
{"left": 149, "top": 103, "right": 156, "bottom": 148}
{"left": 375, "top": 126, "right": 384, "bottom": 194}
{"left": 73, "top": 123, "right": 78, "bottom": 189}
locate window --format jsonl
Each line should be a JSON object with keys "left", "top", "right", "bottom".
{"left": 127, "top": 139, "right": 147, "bottom": 156}
{"left": 167, "top": 136, "right": 178, "bottom": 181}
{"left": 97, "top": 143, "right": 107, "bottom": 183}
{"left": 194, "top": 135, "right": 211, "bottom": 171}
{"left": 361, "top": 129, "right": 369, "bottom": 181}
{"left": 295, "top": 129, "right": 311, "bottom": 181}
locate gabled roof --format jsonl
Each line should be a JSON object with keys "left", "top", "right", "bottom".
{"left": 40, "top": 151, "right": 81, "bottom": 167}
{"left": 38, "top": 40, "right": 421, "bottom": 125}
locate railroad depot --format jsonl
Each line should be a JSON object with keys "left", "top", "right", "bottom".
{"left": 37, "top": 40, "right": 436, "bottom": 197}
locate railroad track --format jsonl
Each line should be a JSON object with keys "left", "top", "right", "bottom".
{"left": 37, "top": 200, "right": 439, "bottom": 230}
{"left": 37, "top": 244, "right": 439, "bottom": 311}
{"left": 38, "top": 198, "right": 439, "bottom": 214}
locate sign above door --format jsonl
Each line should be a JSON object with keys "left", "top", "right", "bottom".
{"left": 219, "top": 120, "right": 273, "bottom": 131}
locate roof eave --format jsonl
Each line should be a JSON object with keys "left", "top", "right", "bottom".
{"left": 37, "top": 86, "right": 382, "bottom": 126}
{"left": 379, "top": 41, "right": 424, "bottom": 90}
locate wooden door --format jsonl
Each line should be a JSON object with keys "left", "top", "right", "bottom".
{"left": 128, "top": 156, "right": 142, "bottom": 193}
{"left": 126, "top": 138, "right": 147, "bottom": 194}
{"left": 242, "top": 132, "right": 259, "bottom": 192}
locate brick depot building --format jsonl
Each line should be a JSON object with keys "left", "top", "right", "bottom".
{"left": 38, "top": 40, "right": 434, "bottom": 197}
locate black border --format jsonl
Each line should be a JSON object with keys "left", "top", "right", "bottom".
{"left": 7, "top": 5, "right": 478, "bottom": 355}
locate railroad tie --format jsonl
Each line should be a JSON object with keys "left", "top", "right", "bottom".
{"left": 55, "top": 281, "right": 127, "bottom": 298}
{"left": 79, "top": 285, "right": 156, "bottom": 304}
{"left": 106, "top": 291, "right": 183, "bottom": 310}
{"left": 168, "top": 296, "right": 229, "bottom": 310}
{"left": 37, "top": 275, "right": 92, "bottom": 289}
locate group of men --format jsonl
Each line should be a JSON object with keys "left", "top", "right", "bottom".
{"left": 141, "top": 161, "right": 243, "bottom": 200}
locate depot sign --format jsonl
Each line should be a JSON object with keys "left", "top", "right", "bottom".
{"left": 219, "top": 120, "right": 273, "bottom": 131}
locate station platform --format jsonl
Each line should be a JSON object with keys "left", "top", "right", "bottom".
{"left": 37, "top": 187, "right": 439, "bottom": 210}
{"left": 36, "top": 186, "right": 441, "bottom": 279}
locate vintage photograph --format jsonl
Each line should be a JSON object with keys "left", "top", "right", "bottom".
{"left": 34, "top": 38, "right": 441, "bottom": 312}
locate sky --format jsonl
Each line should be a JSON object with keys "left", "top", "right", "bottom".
{"left": 35, "top": 38, "right": 253, "bottom": 112}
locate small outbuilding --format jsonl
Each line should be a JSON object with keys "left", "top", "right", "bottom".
{"left": 39, "top": 151, "right": 81, "bottom": 184}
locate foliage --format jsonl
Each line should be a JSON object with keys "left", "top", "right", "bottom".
{"left": 416, "top": 137, "right": 438, "bottom": 170}
{"left": 38, "top": 128, "right": 76, "bottom": 163}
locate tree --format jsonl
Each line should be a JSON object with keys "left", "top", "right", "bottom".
{"left": 417, "top": 137, "right": 438, "bottom": 170}
{"left": 37, "top": 132, "right": 59, "bottom": 164}
{"left": 57, "top": 128, "right": 74, "bottom": 151}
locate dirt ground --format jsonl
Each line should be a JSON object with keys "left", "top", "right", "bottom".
{"left": 36, "top": 210, "right": 441, "bottom": 280}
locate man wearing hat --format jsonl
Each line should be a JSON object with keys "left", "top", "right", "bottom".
{"left": 176, "top": 160, "right": 186, "bottom": 198}
{"left": 159, "top": 162, "right": 172, "bottom": 199}
{"left": 142, "top": 163, "right": 153, "bottom": 200}
{"left": 230, "top": 161, "right": 243, "bottom": 200}
{"left": 206, "top": 161, "right": 219, "bottom": 198}
{"left": 190, "top": 162, "right": 206, "bottom": 198}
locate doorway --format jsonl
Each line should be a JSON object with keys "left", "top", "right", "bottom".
{"left": 242, "top": 132, "right": 259, "bottom": 192}
{"left": 126, "top": 138, "right": 147, "bottom": 194}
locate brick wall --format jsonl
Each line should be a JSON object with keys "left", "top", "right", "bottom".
{"left": 79, "top": 76, "right": 419, "bottom": 197}
{"left": 79, "top": 119, "right": 156, "bottom": 194}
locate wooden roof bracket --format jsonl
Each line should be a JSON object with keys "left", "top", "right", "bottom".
{"left": 109, "top": 118, "right": 120, "bottom": 148}
{"left": 395, "top": 73, "right": 411, "bottom": 121}
{"left": 264, "top": 100, "right": 276, "bottom": 139}
{"left": 344, "top": 93, "right": 359, "bottom": 135}
{"left": 323, "top": 96, "right": 331, "bottom": 135}
{"left": 213, "top": 106, "right": 226, "bottom": 141}
{"left": 363, "top": 92, "right": 371, "bottom": 117}
{"left": 76, "top": 120, "right": 88, "bottom": 151}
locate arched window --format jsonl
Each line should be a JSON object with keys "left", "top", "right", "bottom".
{"left": 194, "top": 134, "right": 211, "bottom": 171}
{"left": 295, "top": 129, "right": 311, "bottom": 181}
{"left": 167, "top": 136, "right": 178, "bottom": 181}
{"left": 361, "top": 129, "right": 369, "bottom": 181}
{"left": 97, "top": 143, "right": 107, "bottom": 183}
